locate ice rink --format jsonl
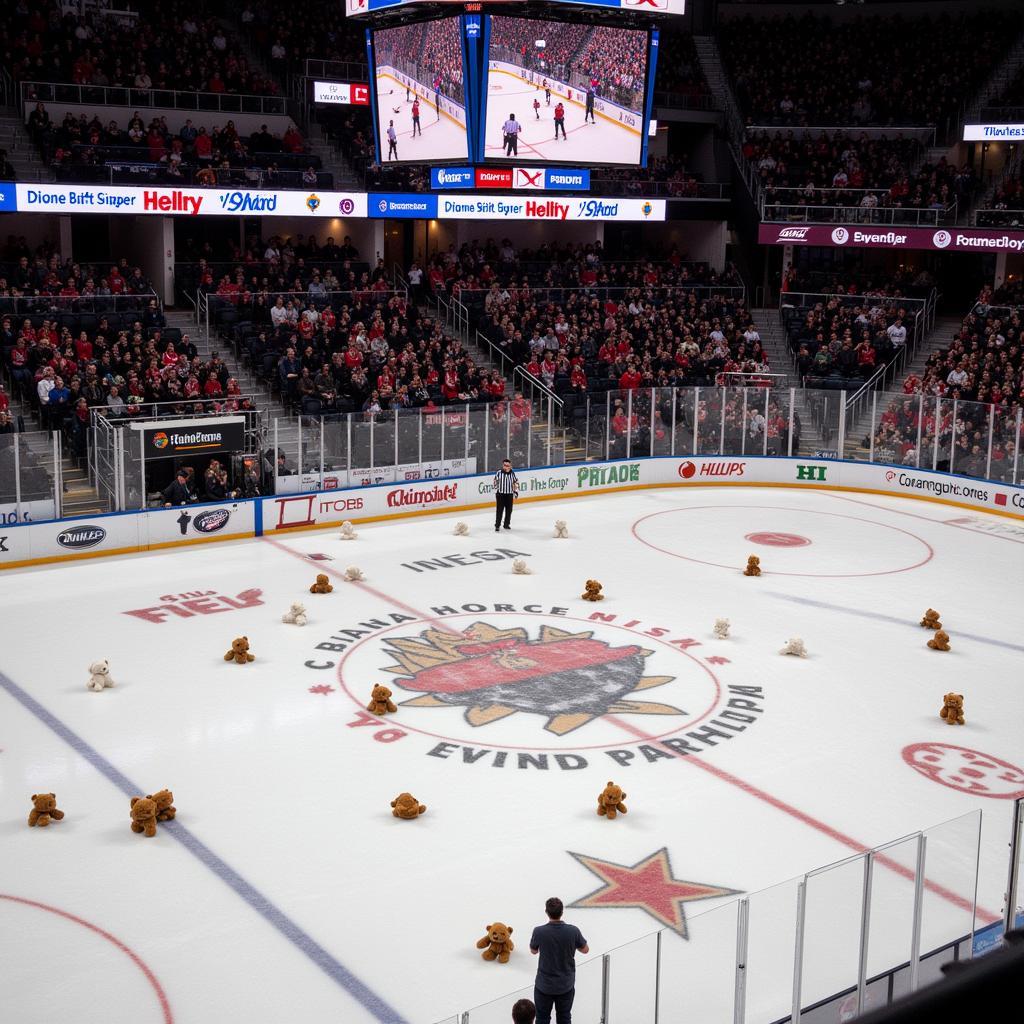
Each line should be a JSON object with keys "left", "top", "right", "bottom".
{"left": 375, "top": 72, "right": 469, "bottom": 164}
{"left": 2, "top": 485, "right": 1023, "bottom": 1024}
{"left": 484, "top": 68, "right": 643, "bottom": 164}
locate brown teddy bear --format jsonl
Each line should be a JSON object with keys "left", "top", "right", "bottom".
{"left": 743, "top": 555, "right": 761, "bottom": 577}
{"left": 148, "top": 789, "right": 176, "bottom": 822}
{"left": 476, "top": 923, "right": 515, "bottom": 963}
{"left": 310, "top": 574, "right": 333, "bottom": 594}
{"left": 367, "top": 684, "right": 397, "bottom": 716}
{"left": 581, "top": 579, "right": 604, "bottom": 601}
{"left": 940, "top": 692, "right": 965, "bottom": 725}
{"left": 597, "top": 781, "right": 628, "bottom": 820}
{"left": 28, "top": 792, "right": 65, "bottom": 828}
{"left": 130, "top": 796, "right": 158, "bottom": 837}
{"left": 391, "top": 793, "right": 426, "bottom": 819}
{"left": 920, "top": 609, "right": 942, "bottom": 629}
{"left": 224, "top": 636, "right": 255, "bottom": 664}
{"left": 927, "top": 630, "right": 951, "bottom": 652}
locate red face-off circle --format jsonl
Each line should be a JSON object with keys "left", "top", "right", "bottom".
{"left": 903, "top": 743, "right": 1024, "bottom": 798}
{"left": 744, "top": 532, "right": 811, "bottom": 547}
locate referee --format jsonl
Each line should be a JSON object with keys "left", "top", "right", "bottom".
{"left": 494, "top": 459, "right": 519, "bottom": 531}
{"left": 503, "top": 113, "right": 521, "bottom": 156}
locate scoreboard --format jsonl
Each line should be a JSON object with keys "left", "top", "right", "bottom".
{"left": 348, "top": 0, "right": 684, "bottom": 17}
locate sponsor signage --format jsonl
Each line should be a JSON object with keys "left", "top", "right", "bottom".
{"left": 312, "top": 81, "right": 369, "bottom": 106}
{"left": 2, "top": 457, "right": 1023, "bottom": 572}
{"left": 56, "top": 524, "right": 107, "bottom": 549}
{"left": 539, "top": 168, "right": 590, "bottom": 190}
{"left": 430, "top": 167, "right": 475, "bottom": 189}
{"left": 759, "top": 223, "right": 1024, "bottom": 253}
{"left": 429, "top": 168, "right": 591, "bottom": 191}
{"left": 0, "top": 186, "right": 16, "bottom": 212}
{"left": 435, "top": 195, "right": 664, "bottom": 221}
{"left": 369, "top": 193, "right": 439, "bottom": 218}
{"left": 963, "top": 123, "right": 1024, "bottom": 141}
{"left": 135, "top": 417, "right": 246, "bottom": 458}
{"left": 475, "top": 168, "right": 513, "bottom": 189}
{"left": 14, "top": 184, "right": 367, "bottom": 218}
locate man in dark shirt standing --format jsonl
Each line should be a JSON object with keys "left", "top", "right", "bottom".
{"left": 530, "top": 897, "right": 589, "bottom": 1024}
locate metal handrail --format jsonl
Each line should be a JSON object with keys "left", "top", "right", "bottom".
{"left": 762, "top": 203, "right": 956, "bottom": 226}
{"left": 19, "top": 81, "right": 294, "bottom": 119}
{"left": 0, "top": 292, "right": 160, "bottom": 315}
{"left": 743, "top": 124, "right": 937, "bottom": 144}
{"left": 512, "top": 366, "right": 563, "bottom": 416}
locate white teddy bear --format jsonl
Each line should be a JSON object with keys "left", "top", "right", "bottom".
{"left": 553, "top": 520, "right": 569, "bottom": 538}
{"left": 87, "top": 659, "right": 115, "bottom": 692}
{"left": 339, "top": 520, "right": 357, "bottom": 540}
{"left": 780, "top": 638, "right": 808, "bottom": 658}
{"left": 344, "top": 566, "right": 365, "bottom": 582}
{"left": 453, "top": 521, "right": 469, "bottom": 536}
{"left": 282, "top": 601, "right": 308, "bottom": 627}
{"left": 713, "top": 618, "right": 730, "bottom": 640}
{"left": 512, "top": 558, "right": 532, "bottom": 575}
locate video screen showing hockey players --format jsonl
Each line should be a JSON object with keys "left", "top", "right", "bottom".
{"left": 483, "top": 16, "right": 651, "bottom": 166}
{"left": 371, "top": 18, "right": 469, "bottom": 163}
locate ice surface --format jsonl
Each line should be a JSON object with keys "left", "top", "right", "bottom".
{"left": 1, "top": 486, "right": 1021, "bottom": 1023}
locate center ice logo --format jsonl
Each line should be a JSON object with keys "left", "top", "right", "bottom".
{"left": 382, "top": 622, "right": 681, "bottom": 735}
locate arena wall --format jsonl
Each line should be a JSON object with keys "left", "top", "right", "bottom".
{"left": 2, "top": 457, "right": 1021, "bottom": 571}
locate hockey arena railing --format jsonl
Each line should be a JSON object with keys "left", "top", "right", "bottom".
{"left": 4, "top": 381, "right": 1023, "bottom": 521}
{"left": 761, "top": 203, "right": 956, "bottom": 228}
{"left": 434, "top": 802, "right": 1024, "bottom": 1024}
{"left": 19, "top": 81, "right": 294, "bottom": 119}
{"left": 0, "top": 291, "right": 161, "bottom": 318}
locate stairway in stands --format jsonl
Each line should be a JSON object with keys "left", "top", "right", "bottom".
{"left": 751, "top": 308, "right": 825, "bottom": 455}
{"left": 840, "top": 313, "right": 965, "bottom": 460}
{"left": 0, "top": 110, "right": 55, "bottom": 183}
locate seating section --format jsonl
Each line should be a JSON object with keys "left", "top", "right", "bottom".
{"left": 780, "top": 275, "right": 932, "bottom": 388}
{"left": 3, "top": 1, "right": 279, "bottom": 95}
{"left": 0, "top": 256, "right": 253, "bottom": 458}
{"left": 720, "top": 10, "right": 1022, "bottom": 126}
{"left": 977, "top": 171, "right": 1024, "bottom": 227}
{"left": 746, "top": 130, "right": 976, "bottom": 221}
{"left": 876, "top": 297, "right": 1023, "bottom": 479}
{"left": 25, "top": 106, "right": 327, "bottom": 189}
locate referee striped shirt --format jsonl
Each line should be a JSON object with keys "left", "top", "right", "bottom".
{"left": 493, "top": 468, "right": 518, "bottom": 495}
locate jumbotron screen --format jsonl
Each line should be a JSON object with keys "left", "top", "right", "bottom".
{"left": 481, "top": 15, "right": 656, "bottom": 166}
{"left": 369, "top": 17, "right": 471, "bottom": 163}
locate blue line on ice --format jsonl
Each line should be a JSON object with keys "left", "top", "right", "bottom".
{"left": 0, "top": 669, "right": 410, "bottom": 1024}
{"left": 764, "top": 593, "right": 1024, "bottom": 653}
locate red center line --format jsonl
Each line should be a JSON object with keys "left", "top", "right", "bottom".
{"left": 606, "top": 715, "right": 998, "bottom": 924}
{"left": 264, "top": 531, "right": 1001, "bottom": 925}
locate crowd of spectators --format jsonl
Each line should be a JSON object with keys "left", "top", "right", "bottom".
{"left": 870, "top": 294, "right": 1023, "bottom": 478}
{"left": 488, "top": 19, "right": 591, "bottom": 78}
{"left": 241, "top": 0, "right": 364, "bottom": 81}
{"left": 0, "top": 254, "right": 259, "bottom": 462}
{"left": 745, "top": 130, "right": 976, "bottom": 220}
{"left": 782, "top": 291, "right": 922, "bottom": 387}
{"left": 25, "top": 103, "right": 323, "bottom": 188}
{"left": 372, "top": 21, "right": 464, "bottom": 106}
{"left": 720, "top": 10, "right": 1022, "bottom": 126}
{"left": 3, "top": 2, "right": 279, "bottom": 96}
{"left": 977, "top": 169, "right": 1024, "bottom": 227}
{"left": 572, "top": 27, "right": 648, "bottom": 111}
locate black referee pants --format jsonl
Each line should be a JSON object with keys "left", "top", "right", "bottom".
{"left": 495, "top": 493, "right": 513, "bottom": 529}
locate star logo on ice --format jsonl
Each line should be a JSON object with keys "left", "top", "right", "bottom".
{"left": 309, "top": 684, "right": 335, "bottom": 696}
{"left": 381, "top": 622, "right": 681, "bottom": 735}
{"left": 569, "top": 848, "right": 741, "bottom": 938}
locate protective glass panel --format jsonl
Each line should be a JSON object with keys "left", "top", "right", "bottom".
{"left": 270, "top": 419, "right": 301, "bottom": 495}
{"left": 658, "top": 898, "right": 739, "bottom": 1024}
{"left": 695, "top": 388, "right": 725, "bottom": 455}
{"left": 606, "top": 929, "right": 658, "bottom": 1024}
{"left": 918, "top": 810, "right": 980, "bottom": 957}
{"left": 950, "top": 397, "right": 992, "bottom": 480}
{"left": 990, "top": 407, "right": 1020, "bottom": 483}
{"left": 869, "top": 392, "right": 922, "bottom": 468}
{"left": 766, "top": 387, "right": 792, "bottom": 457}
{"left": 322, "top": 417, "right": 350, "bottom": 487}
{"left": 745, "top": 876, "right": 801, "bottom": 1024}
{"left": 372, "top": 408, "right": 397, "bottom": 469}
{"left": 801, "top": 855, "right": 865, "bottom": 1010}
{"left": 800, "top": 389, "right": 843, "bottom": 459}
